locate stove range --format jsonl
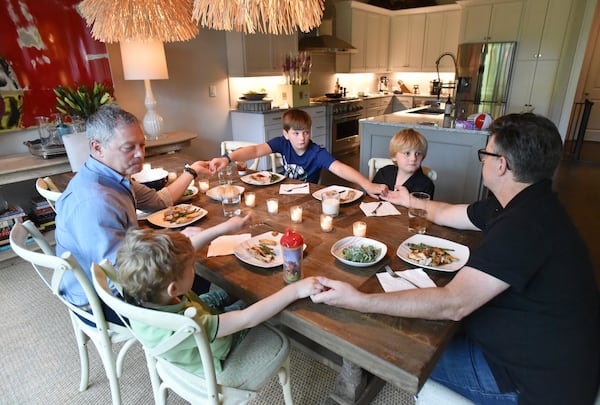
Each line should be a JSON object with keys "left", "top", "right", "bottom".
{"left": 312, "top": 96, "right": 364, "bottom": 115}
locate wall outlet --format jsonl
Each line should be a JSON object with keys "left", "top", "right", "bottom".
{"left": 209, "top": 85, "right": 217, "bottom": 97}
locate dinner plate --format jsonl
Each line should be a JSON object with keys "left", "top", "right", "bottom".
{"left": 396, "top": 234, "right": 469, "bottom": 272}
{"left": 233, "top": 231, "right": 306, "bottom": 269}
{"left": 240, "top": 171, "right": 286, "bottom": 186}
{"left": 136, "top": 209, "right": 151, "bottom": 220}
{"left": 206, "top": 185, "right": 245, "bottom": 201}
{"left": 146, "top": 204, "right": 207, "bottom": 228}
{"left": 177, "top": 186, "right": 199, "bottom": 203}
{"left": 312, "top": 185, "right": 364, "bottom": 204}
{"left": 330, "top": 236, "right": 387, "bottom": 268}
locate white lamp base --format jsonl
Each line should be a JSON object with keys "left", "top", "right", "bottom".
{"left": 143, "top": 79, "right": 163, "bottom": 140}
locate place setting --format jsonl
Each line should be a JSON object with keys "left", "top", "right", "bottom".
{"left": 240, "top": 171, "right": 285, "bottom": 186}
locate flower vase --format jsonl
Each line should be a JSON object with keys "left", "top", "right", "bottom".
{"left": 279, "top": 84, "right": 310, "bottom": 107}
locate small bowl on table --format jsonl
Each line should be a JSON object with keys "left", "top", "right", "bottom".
{"left": 132, "top": 168, "right": 169, "bottom": 190}
{"left": 243, "top": 93, "right": 267, "bottom": 100}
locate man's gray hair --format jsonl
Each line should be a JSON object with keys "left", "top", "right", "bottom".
{"left": 86, "top": 104, "right": 139, "bottom": 143}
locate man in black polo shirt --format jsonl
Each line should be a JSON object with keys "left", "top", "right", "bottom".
{"left": 312, "top": 113, "right": 599, "bottom": 404}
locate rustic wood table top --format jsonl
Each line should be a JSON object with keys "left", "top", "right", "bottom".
{"left": 52, "top": 152, "right": 482, "bottom": 396}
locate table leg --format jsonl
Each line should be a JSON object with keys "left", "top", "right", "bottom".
{"left": 326, "top": 358, "right": 385, "bottom": 405}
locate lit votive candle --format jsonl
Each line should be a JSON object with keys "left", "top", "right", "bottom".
{"left": 320, "top": 214, "right": 333, "bottom": 232}
{"left": 245, "top": 192, "right": 256, "bottom": 207}
{"left": 198, "top": 179, "right": 209, "bottom": 193}
{"left": 267, "top": 198, "right": 279, "bottom": 214}
{"left": 290, "top": 206, "right": 303, "bottom": 223}
{"left": 353, "top": 221, "right": 367, "bottom": 237}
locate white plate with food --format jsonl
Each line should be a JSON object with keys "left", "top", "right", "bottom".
{"left": 177, "top": 186, "right": 199, "bottom": 203}
{"left": 146, "top": 204, "right": 208, "bottom": 228}
{"left": 136, "top": 209, "right": 152, "bottom": 220}
{"left": 313, "top": 186, "right": 364, "bottom": 204}
{"left": 396, "top": 234, "right": 469, "bottom": 272}
{"left": 233, "top": 231, "right": 306, "bottom": 268}
{"left": 206, "top": 185, "right": 245, "bottom": 201}
{"left": 240, "top": 171, "right": 286, "bottom": 186}
{"left": 330, "top": 236, "right": 387, "bottom": 268}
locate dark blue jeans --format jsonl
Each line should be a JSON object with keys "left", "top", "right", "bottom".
{"left": 428, "top": 335, "right": 519, "bottom": 405}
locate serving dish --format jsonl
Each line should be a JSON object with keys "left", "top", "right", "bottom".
{"left": 146, "top": 204, "right": 207, "bottom": 228}
{"left": 240, "top": 171, "right": 285, "bottom": 186}
{"left": 206, "top": 185, "right": 245, "bottom": 201}
{"left": 331, "top": 236, "right": 387, "bottom": 267}
{"left": 132, "top": 168, "right": 169, "bottom": 190}
{"left": 243, "top": 92, "right": 267, "bottom": 100}
{"left": 325, "top": 93, "right": 343, "bottom": 98}
{"left": 312, "top": 185, "right": 364, "bottom": 204}
{"left": 396, "top": 234, "right": 469, "bottom": 272}
{"left": 177, "top": 186, "right": 199, "bottom": 202}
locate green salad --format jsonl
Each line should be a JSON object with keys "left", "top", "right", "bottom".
{"left": 342, "top": 245, "right": 381, "bottom": 263}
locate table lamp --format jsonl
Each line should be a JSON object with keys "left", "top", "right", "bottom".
{"left": 120, "top": 40, "right": 169, "bottom": 139}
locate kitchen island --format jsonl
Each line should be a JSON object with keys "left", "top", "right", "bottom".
{"left": 359, "top": 110, "right": 489, "bottom": 203}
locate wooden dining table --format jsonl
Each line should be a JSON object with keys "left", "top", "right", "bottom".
{"left": 51, "top": 151, "right": 481, "bottom": 403}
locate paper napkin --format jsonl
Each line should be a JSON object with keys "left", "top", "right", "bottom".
{"left": 207, "top": 233, "right": 252, "bottom": 257}
{"left": 360, "top": 201, "right": 401, "bottom": 217}
{"left": 376, "top": 268, "right": 437, "bottom": 292}
{"left": 279, "top": 183, "right": 310, "bottom": 194}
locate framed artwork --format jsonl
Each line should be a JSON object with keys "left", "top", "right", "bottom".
{"left": 0, "top": 0, "right": 112, "bottom": 131}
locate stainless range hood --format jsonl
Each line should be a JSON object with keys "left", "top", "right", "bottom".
{"left": 298, "top": 20, "right": 357, "bottom": 54}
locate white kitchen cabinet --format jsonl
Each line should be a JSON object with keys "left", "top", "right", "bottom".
{"left": 388, "top": 13, "right": 425, "bottom": 71}
{"left": 421, "top": 9, "right": 461, "bottom": 72}
{"left": 226, "top": 32, "right": 297, "bottom": 77}
{"left": 507, "top": 0, "right": 572, "bottom": 116}
{"left": 363, "top": 96, "right": 393, "bottom": 118}
{"left": 231, "top": 106, "right": 329, "bottom": 170}
{"left": 459, "top": 0, "right": 523, "bottom": 43}
{"left": 335, "top": 1, "right": 390, "bottom": 73}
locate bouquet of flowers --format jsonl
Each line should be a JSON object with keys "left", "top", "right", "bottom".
{"left": 282, "top": 52, "right": 311, "bottom": 85}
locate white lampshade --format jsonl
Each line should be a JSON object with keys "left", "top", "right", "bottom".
{"left": 120, "top": 40, "right": 169, "bottom": 80}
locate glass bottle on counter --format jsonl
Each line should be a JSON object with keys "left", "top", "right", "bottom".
{"left": 335, "top": 78, "right": 340, "bottom": 94}
{"left": 443, "top": 96, "right": 454, "bottom": 128}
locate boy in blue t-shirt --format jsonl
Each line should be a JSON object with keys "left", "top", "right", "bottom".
{"left": 210, "top": 109, "right": 388, "bottom": 197}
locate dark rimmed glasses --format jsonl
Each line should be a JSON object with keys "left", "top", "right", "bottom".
{"left": 477, "top": 148, "right": 510, "bottom": 170}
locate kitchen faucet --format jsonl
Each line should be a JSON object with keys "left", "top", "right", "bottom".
{"left": 435, "top": 52, "right": 458, "bottom": 101}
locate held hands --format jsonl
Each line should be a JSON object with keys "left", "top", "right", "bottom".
{"left": 365, "top": 182, "right": 389, "bottom": 200}
{"left": 208, "top": 157, "right": 229, "bottom": 174}
{"left": 380, "top": 186, "right": 409, "bottom": 207}
{"left": 190, "top": 160, "right": 211, "bottom": 175}
{"left": 291, "top": 277, "right": 327, "bottom": 299}
{"left": 309, "top": 277, "right": 362, "bottom": 311}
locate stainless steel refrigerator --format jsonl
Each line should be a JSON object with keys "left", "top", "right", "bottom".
{"left": 454, "top": 42, "right": 516, "bottom": 121}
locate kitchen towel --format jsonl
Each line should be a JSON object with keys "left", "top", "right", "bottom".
{"left": 360, "top": 201, "right": 401, "bottom": 216}
{"left": 279, "top": 183, "right": 310, "bottom": 194}
{"left": 376, "top": 268, "right": 436, "bottom": 292}
{"left": 207, "top": 233, "right": 252, "bottom": 257}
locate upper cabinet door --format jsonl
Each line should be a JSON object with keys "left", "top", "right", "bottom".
{"left": 461, "top": 1, "right": 523, "bottom": 43}
{"left": 422, "top": 10, "right": 461, "bottom": 72}
{"left": 226, "top": 32, "right": 298, "bottom": 76}
{"left": 388, "top": 13, "right": 425, "bottom": 71}
{"left": 517, "top": 0, "right": 571, "bottom": 61}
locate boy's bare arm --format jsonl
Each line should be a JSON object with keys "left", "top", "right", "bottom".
{"left": 209, "top": 143, "right": 273, "bottom": 172}
{"left": 328, "top": 160, "right": 388, "bottom": 198}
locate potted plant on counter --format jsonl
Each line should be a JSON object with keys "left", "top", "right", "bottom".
{"left": 53, "top": 82, "right": 114, "bottom": 171}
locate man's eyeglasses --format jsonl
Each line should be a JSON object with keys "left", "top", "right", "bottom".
{"left": 477, "top": 148, "right": 510, "bottom": 170}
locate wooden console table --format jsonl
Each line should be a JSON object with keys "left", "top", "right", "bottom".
{"left": 0, "top": 131, "right": 197, "bottom": 186}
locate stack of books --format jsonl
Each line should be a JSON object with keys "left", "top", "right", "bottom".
{"left": 0, "top": 206, "right": 27, "bottom": 248}
{"left": 29, "top": 197, "right": 56, "bottom": 233}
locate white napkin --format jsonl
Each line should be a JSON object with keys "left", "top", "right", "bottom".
{"left": 279, "top": 183, "right": 310, "bottom": 194}
{"left": 376, "top": 268, "right": 437, "bottom": 292}
{"left": 207, "top": 233, "right": 251, "bottom": 257}
{"left": 360, "top": 201, "right": 401, "bottom": 217}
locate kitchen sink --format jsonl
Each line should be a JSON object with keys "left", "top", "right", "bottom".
{"left": 407, "top": 108, "right": 445, "bottom": 115}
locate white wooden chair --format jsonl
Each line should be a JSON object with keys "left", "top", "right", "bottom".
{"left": 367, "top": 157, "right": 437, "bottom": 182}
{"left": 415, "top": 379, "right": 475, "bottom": 404}
{"left": 92, "top": 259, "right": 294, "bottom": 405}
{"left": 9, "top": 221, "right": 136, "bottom": 405}
{"left": 35, "top": 177, "right": 62, "bottom": 213}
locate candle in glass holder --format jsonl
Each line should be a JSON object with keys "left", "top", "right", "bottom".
{"left": 198, "top": 178, "right": 209, "bottom": 193}
{"left": 353, "top": 221, "right": 367, "bottom": 237}
{"left": 320, "top": 214, "right": 333, "bottom": 232}
{"left": 244, "top": 192, "right": 256, "bottom": 207}
{"left": 290, "top": 206, "right": 303, "bottom": 223}
{"left": 267, "top": 198, "right": 279, "bottom": 214}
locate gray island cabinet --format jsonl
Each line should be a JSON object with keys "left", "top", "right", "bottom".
{"left": 359, "top": 112, "right": 489, "bottom": 204}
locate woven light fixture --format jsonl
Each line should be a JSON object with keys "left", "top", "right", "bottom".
{"left": 78, "top": 0, "right": 199, "bottom": 43}
{"left": 192, "top": 0, "right": 325, "bottom": 35}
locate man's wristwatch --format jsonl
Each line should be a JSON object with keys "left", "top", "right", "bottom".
{"left": 183, "top": 164, "right": 198, "bottom": 179}
{"left": 221, "top": 153, "right": 232, "bottom": 164}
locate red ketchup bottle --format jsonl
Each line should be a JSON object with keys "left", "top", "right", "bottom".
{"left": 280, "top": 228, "right": 303, "bottom": 283}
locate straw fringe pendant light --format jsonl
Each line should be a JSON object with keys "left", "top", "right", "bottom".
{"left": 192, "top": 0, "right": 325, "bottom": 35}
{"left": 78, "top": 0, "right": 199, "bottom": 43}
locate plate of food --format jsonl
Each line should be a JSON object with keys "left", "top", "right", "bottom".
{"left": 146, "top": 204, "right": 208, "bottom": 228}
{"left": 177, "top": 186, "right": 199, "bottom": 202}
{"left": 330, "top": 236, "right": 387, "bottom": 268}
{"left": 396, "top": 234, "right": 469, "bottom": 272}
{"left": 240, "top": 171, "right": 285, "bottom": 186}
{"left": 206, "top": 185, "right": 245, "bottom": 201}
{"left": 312, "top": 186, "right": 364, "bottom": 204}
{"left": 233, "top": 231, "right": 306, "bottom": 268}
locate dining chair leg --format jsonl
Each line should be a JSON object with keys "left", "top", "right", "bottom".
{"left": 277, "top": 356, "right": 294, "bottom": 405}
{"left": 115, "top": 338, "right": 137, "bottom": 378}
{"left": 69, "top": 314, "right": 90, "bottom": 392}
{"left": 95, "top": 338, "right": 122, "bottom": 405}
